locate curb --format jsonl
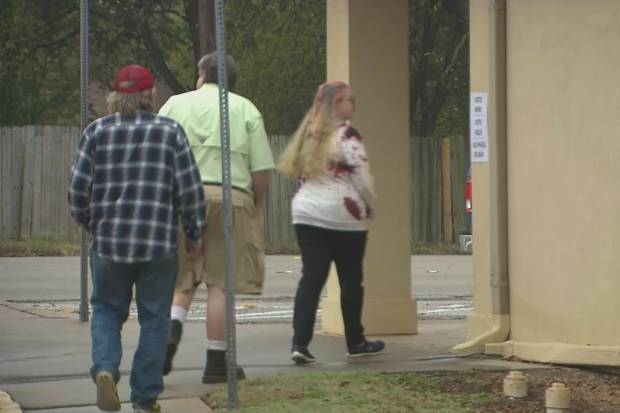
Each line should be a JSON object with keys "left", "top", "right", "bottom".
{"left": 0, "top": 391, "right": 23, "bottom": 413}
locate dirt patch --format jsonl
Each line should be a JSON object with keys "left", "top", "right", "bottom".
{"left": 206, "top": 368, "right": 620, "bottom": 413}
{"left": 423, "top": 368, "right": 620, "bottom": 412}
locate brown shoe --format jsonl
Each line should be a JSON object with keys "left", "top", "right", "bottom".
{"left": 95, "top": 371, "right": 121, "bottom": 412}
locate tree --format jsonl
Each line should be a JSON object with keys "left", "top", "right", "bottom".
{"left": 0, "top": 0, "right": 81, "bottom": 125}
{"left": 0, "top": 0, "right": 469, "bottom": 139}
{"left": 87, "top": 0, "right": 326, "bottom": 134}
{"left": 409, "top": 0, "right": 470, "bottom": 138}
{"left": 225, "top": 0, "right": 326, "bottom": 134}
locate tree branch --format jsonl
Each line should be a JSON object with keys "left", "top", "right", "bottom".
{"left": 440, "top": 31, "right": 469, "bottom": 98}
{"left": 31, "top": 28, "right": 80, "bottom": 53}
{"left": 421, "top": 20, "right": 467, "bottom": 136}
{"left": 140, "top": 25, "right": 186, "bottom": 94}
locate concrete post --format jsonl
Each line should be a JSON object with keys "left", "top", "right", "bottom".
{"left": 322, "top": 0, "right": 417, "bottom": 336}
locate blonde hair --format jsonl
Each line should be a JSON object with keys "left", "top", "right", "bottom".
{"left": 106, "top": 82, "right": 155, "bottom": 115}
{"left": 278, "top": 81, "right": 349, "bottom": 179}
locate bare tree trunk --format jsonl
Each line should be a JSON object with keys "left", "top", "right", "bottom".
{"left": 198, "top": 0, "right": 216, "bottom": 56}
{"left": 183, "top": 0, "right": 201, "bottom": 82}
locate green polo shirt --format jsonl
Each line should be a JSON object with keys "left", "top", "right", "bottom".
{"left": 158, "top": 84, "right": 275, "bottom": 196}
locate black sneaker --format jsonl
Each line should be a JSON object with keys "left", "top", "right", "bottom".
{"left": 132, "top": 402, "right": 161, "bottom": 412}
{"left": 202, "top": 349, "right": 247, "bottom": 384}
{"left": 163, "top": 319, "right": 183, "bottom": 376}
{"left": 347, "top": 340, "right": 385, "bottom": 358}
{"left": 291, "top": 345, "right": 316, "bottom": 364}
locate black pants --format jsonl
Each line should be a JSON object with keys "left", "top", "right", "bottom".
{"left": 292, "top": 224, "right": 367, "bottom": 349}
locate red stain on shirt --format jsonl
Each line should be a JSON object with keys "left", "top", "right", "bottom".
{"left": 343, "top": 197, "right": 362, "bottom": 220}
{"left": 331, "top": 161, "right": 356, "bottom": 174}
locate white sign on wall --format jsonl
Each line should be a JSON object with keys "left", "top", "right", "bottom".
{"left": 470, "top": 92, "right": 488, "bottom": 163}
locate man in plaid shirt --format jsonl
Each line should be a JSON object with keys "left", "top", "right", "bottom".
{"left": 68, "top": 65, "right": 206, "bottom": 413}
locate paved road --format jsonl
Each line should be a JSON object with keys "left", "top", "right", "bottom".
{"left": 0, "top": 255, "right": 472, "bottom": 322}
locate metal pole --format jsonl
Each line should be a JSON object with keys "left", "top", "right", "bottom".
{"left": 79, "top": 0, "right": 90, "bottom": 323}
{"left": 214, "top": 0, "right": 239, "bottom": 409}
{"left": 489, "top": 0, "right": 510, "bottom": 316}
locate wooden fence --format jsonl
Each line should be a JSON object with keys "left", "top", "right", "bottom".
{"left": 411, "top": 135, "right": 468, "bottom": 243}
{"left": 1, "top": 126, "right": 79, "bottom": 239}
{"left": 263, "top": 135, "right": 298, "bottom": 244}
{"left": 0, "top": 126, "right": 468, "bottom": 244}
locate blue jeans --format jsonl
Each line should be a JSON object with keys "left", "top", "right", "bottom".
{"left": 89, "top": 250, "right": 178, "bottom": 408}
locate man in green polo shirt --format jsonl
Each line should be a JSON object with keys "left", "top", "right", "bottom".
{"left": 158, "top": 52, "right": 275, "bottom": 383}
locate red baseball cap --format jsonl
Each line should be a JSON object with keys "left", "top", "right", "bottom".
{"left": 113, "top": 65, "right": 154, "bottom": 93}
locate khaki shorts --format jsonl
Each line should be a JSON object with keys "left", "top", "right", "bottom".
{"left": 176, "top": 185, "right": 265, "bottom": 295}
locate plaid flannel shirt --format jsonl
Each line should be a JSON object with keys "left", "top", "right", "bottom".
{"left": 68, "top": 111, "right": 207, "bottom": 264}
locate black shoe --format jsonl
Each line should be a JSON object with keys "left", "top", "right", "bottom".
{"left": 202, "top": 349, "right": 247, "bottom": 384}
{"left": 347, "top": 340, "right": 385, "bottom": 358}
{"left": 163, "top": 319, "right": 183, "bottom": 376}
{"left": 291, "top": 345, "right": 316, "bottom": 364}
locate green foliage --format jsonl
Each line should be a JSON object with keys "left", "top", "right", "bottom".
{"left": 206, "top": 372, "right": 499, "bottom": 413}
{"left": 227, "top": 0, "right": 326, "bottom": 134}
{"left": 0, "top": 0, "right": 81, "bottom": 125}
{"left": 0, "top": 0, "right": 469, "bottom": 139}
{"left": 88, "top": 0, "right": 197, "bottom": 92}
{"left": 410, "top": 0, "right": 470, "bottom": 138}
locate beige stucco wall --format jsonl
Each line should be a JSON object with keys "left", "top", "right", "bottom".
{"left": 466, "top": 0, "right": 494, "bottom": 340}
{"left": 505, "top": 0, "right": 620, "bottom": 346}
{"left": 322, "top": 0, "right": 417, "bottom": 336}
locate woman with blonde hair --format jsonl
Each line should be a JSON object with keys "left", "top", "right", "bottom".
{"left": 278, "top": 81, "right": 385, "bottom": 364}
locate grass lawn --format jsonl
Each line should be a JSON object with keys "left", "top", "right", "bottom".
{"left": 0, "top": 237, "right": 464, "bottom": 257}
{"left": 205, "top": 369, "right": 620, "bottom": 413}
{"left": 0, "top": 237, "right": 82, "bottom": 257}
{"left": 206, "top": 372, "right": 497, "bottom": 413}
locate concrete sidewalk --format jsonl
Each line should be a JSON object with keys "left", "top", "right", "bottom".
{"left": 0, "top": 303, "right": 540, "bottom": 413}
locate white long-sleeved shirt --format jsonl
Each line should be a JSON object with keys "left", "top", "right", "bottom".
{"left": 292, "top": 124, "right": 376, "bottom": 231}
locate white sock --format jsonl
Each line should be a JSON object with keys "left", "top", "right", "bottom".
{"left": 207, "top": 340, "right": 228, "bottom": 351}
{"left": 171, "top": 306, "right": 187, "bottom": 323}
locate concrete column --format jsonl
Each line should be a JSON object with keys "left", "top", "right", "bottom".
{"left": 321, "top": 0, "right": 417, "bottom": 336}
{"left": 466, "top": 0, "right": 493, "bottom": 340}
